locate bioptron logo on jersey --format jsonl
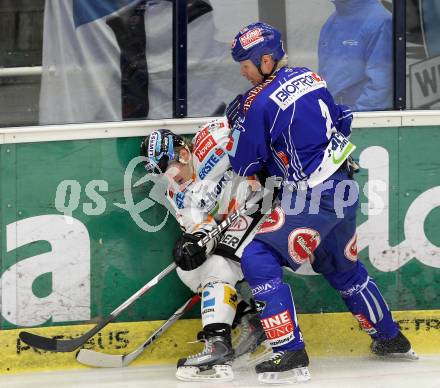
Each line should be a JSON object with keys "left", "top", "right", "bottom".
{"left": 270, "top": 71, "right": 327, "bottom": 110}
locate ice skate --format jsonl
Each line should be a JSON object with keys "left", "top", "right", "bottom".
{"left": 371, "top": 331, "right": 419, "bottom": 360}
{"left": 255, "top": 348, "right": 311, "bottom": 384}
{"left": 232, "top": 312, "right": 272, "bottom": 368}
{"left": 175, "top": 326, "right": 235, "bottom": 382}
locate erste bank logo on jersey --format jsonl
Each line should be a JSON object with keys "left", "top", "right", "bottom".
{"left": 198, "top": 149, "right": 225, "bottom": 180}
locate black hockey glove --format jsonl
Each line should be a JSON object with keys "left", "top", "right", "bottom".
{"left": 173, "top": 233, "right": 207, "bottom": 271}
{"left": 225, "top": 94, "right": 243, "bottom": 128}
{"left": 346, "top": 156, "right": 360, "bottom": 178}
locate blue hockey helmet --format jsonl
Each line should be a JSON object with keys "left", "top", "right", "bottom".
{"left": 231, "top": 22, "right": 285, "bottom": 67}
{"left": 140, "top": 129, "right": 186, "bottom": 174}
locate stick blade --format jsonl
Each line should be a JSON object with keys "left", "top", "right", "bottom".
{"left": 19, "top": 331, "right": 85, "bottom": 352}
{"left": 19, "top": 331, "right": 58, "bottom": 351}
{"left": 76, "top": 349, "right": 124, "bottom": 368}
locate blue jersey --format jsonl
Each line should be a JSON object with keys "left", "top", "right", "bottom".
{"left": 228, "top": 66, "right": 354, "bottom": 187}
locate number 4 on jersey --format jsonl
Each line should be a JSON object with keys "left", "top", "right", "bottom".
{"left": 318, "top": 99, "right": 336, "bottom": 140}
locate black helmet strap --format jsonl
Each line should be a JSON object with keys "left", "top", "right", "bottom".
{"left": 257, "top": 54, "right": 277, "bottom": 81}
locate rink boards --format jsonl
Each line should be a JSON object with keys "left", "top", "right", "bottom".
{"left": 0, "top": 111, "right": 440, "bottom": 373}
{"left": 1, "top": 309, "right": 439, "bottom": 373}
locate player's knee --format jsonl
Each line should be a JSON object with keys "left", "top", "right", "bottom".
{"left": 241, "top": 240, "right": 283, "bottom": 284}
{"left": 323, "top": 260, "right": 369, "bottom": 296}
{"left": 250, "top": 277, "right": 287, "bottom": 303}
{"left": 176, "top": 267, "right": 200, "bottom": 293}
{"left": 240, "top": 240, "right": 263, "bottom": 277}
{"left": 176, "top": 254, "right": 239, "bottom": 293}
{"left": 201, "top": 254, "right": 242, "bottom": 286}
{"left": 201, "top": 281, "right": 237, "bottom": 326}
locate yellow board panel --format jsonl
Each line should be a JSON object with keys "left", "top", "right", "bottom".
{"left": 1, "top": 310, "right": 439, "bottom": 374}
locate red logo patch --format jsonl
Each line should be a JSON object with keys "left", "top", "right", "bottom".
{"left": 344, "top": 234, "right": 358, "bottom": 262}
{"left": 215, "top": 148, "right": 224, "bottom": 157}
{"left": 257, "top": 207, "right": 285, "bottom": 234}
{"left": 354, "top": 313, "right": 377, "bottom": 334}
{"left": 239, "top": 28, "right": 264, "bottom": 49}
{"left": 193, "top": 127, "right": 210, "bottom": 149}
{"left": 228, "top": 215, "right": 249, "bottom": 232}
{"left": 226, "top": 136, "right": 234, "bottom": 152}
{"left": 288, "top": 228, "right": 321, "bottom": 265}
{"left": 311, "top": 72, "right": 323, "bottom": 82}
{"left": 261, "top": 310, "right": 294, "bottom": 341}
{"left": 277, "top": 151, "right": 289, "bottom": 166}
{"left": 194, "top": 135, "right": 216, "bottom": 162}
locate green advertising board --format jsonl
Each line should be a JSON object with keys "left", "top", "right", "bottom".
{"left": 1, "top": 124, "right": 440, "bottom": 331}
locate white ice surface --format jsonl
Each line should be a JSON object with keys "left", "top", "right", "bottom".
{"left": 1, "top": 356, "right": 439, "bottom": 388}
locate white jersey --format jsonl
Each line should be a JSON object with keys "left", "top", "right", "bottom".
{"left": 166, "top": 118, "right": 261, "bottom": 255}
{"left": 166, "top": 118, "right": 265, "bottom": 332}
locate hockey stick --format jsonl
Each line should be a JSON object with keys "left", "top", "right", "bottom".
{"left": 19, "top": 262, "right": 177, "bottom": 352}
{"left": 19, "top": 197, "right": 264, "bottom": 353}
{"left": 76, "top": 294, "right": 200, "bottom": 367}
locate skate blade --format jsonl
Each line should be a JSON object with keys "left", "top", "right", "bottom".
{"left": 373, "top": 348, "right": 419, "bottom": 361}
{"left": 257, "top": 366, "right": 311, "bottom": 385}
{"left": 176, "top": 364, "right": 234, "bottom": 382}
{"left": 233, "top": 341, "right": 273, "bottom": 369}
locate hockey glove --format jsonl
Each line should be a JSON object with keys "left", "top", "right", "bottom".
{"left": 346, "top": 156, "right": 360, "bottom": 178}
{"left": 173, "top": 233, "right": 207, "bottom": 271}
{"left": 225, "top": 94, "right": 243, "bottom": 128}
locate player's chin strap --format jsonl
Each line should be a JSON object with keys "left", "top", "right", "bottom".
{"left": 258, "top": 56, "right": 278, "bottom": 82}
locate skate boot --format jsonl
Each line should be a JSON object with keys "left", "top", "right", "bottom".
{"left": 232, "top": 312, "right": 272, "bottom": 368}
{"left": 176, "top": 324, "right": 235, "bottom": 382}
{"left": 371, "top": 331, "right": 419, "bottom": 360}
{"left": 255, "top": 348, "right": 311, "bottom": 384}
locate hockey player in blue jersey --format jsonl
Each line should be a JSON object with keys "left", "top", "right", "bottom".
{"left": 227, "top": 22, "right": 417, "bottom": 384}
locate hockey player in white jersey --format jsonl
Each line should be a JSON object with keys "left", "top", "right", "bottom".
{"left": 140, "top": 118, "right": 269, "bottom": 381}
